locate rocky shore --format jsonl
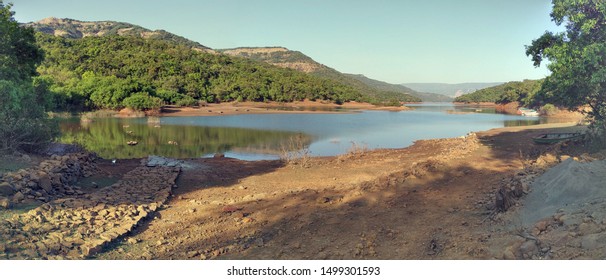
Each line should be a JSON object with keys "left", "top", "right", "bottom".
{"left": 0, "top": 155, "right": 181, "bottom": 259}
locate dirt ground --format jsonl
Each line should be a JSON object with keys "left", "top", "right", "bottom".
{"left": 74, "top": 121, "right": 597, "bottom": 260}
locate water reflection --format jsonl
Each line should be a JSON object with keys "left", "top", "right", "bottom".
{"left": 59, "top": 118, "right": 308, "bottom": 159}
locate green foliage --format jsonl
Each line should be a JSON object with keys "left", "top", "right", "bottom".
{"left": 526, "top": 0, "right": 606, "bottom": 126}
{"left": 175, "top": 95, "right": 198, "bottom": 107}
{"left": 35, "top": 34, "right": 366, "bottom": 111}
{"left": 122, "top": 93, "right": 163, "bottom": 111}
{"left": 0, "top": 1, "right": 57, "bottom": 154}
{"left": 539, "top": 103, "right": 559, "bottom": 116}
{"left": 221, "top": 48, "right": 425, "bottom": 103}
{"left": 454, "top": 80, "right": 543, "bottom": 105}
{"left": 0, "top": 3, "right": 43, "bottom": 82}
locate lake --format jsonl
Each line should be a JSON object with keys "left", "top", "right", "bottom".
{"left": 58, "top": 103, "right": 546, "bottom": 160}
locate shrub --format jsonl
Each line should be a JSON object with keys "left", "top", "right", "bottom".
{"left": 540, "top": 103, "right": 558, "bottom": 116}
{"left": 122, "top": 92, "right": 163, "bottom": 111}
{"left": 175, "top": 95, "right": 198, "bottom": 107}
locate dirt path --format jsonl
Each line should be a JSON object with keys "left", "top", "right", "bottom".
{"left": 90, "top": 122, "right": 593, "bottom": 260}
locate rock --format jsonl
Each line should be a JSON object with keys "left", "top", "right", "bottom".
{"left": 502, "top": 246, "right": 516, "bottom": 260}
{"left": 213, "top": 153, "right": 225, "bottom": 159}
{"left": 38, "top": 174, "right": 52, "bottom": 193}
{"left": 0, "top": 182, "right": 14, "bottom": 196}
{"left": 255, "top": 237, "right": 264, "bottom": 247}
{"left": 127, "top": 238, "right": 139, "bottom": 245}
{"left": 82, "top": 241, "right": 105, "bottom": 256}
{"left": 532, "top": 220, "right": 550, "bottom": 235}
{"left": 12, "top": 191, "right": 25, "bottom": 202}
{"left": 517, "top": 240, "right": 539, "bottom": 259}
{"left": 0, "top": 197, "right": 11, "bottom": 209}
{"left": 187, "top": 250, "right": 199, "bottom": 258}
{"left": 580, "top": 234, "right": 602, "bottom": 250}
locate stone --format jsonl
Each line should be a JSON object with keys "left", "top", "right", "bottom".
{"left": 187, "top": 250, "right": 199, "bottom": 258}
{"left": 0, "top": 182, "right": 14, "bottom": 196}
{"left": 82, "top": 242, "right": 104, "bottom": 256}
{"left": 127, "top": 238, "right": 139, "bottom": 245}
{"left": 0, "top": 197, "right": 11, "bottom": 209}
{"left": 38, "top": 173, "right": 52, "bottom": 192}
{"left": 502, "top": 246, "right": 516, "bottom": 260}
{"left": 255, "top": 237, "right": 264, "bottom": 247}
{"left": 12, "top": 191, "right": 25, "bottom": 202}
{"left": 580, "top": 234, "right": 602, "bottom": 250}
{"left": 517, "top": 240, "right": 538, "bottom": 259}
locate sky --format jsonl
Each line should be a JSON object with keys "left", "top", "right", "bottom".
{"left": 10, "top": 0, "right": 563, "bottom": 84}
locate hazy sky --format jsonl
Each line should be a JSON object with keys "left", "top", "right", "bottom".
{"left": 10, "top": 0, "right": 562, "bottom": 84}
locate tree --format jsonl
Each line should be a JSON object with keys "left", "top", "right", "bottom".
{"left": 0, "top": 1, "right": 57, "bottom": 154}
{"left": 526, "top": 0, "right": 606, "bottom": 130}
{"left": 0, "top": 2, "right": 42, "bottom": 82}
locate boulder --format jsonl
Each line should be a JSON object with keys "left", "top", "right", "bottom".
{"left": 0, "top": 197, "right": 11, "bottom": 209}
{"left": 38, "top": 174, "right": 53, "bottom": 193}
{"left": 0, "top": 182, "right": 14, "bottom": 196}
{"left": 12, "top": 191, "right": 25, "bottom": 202}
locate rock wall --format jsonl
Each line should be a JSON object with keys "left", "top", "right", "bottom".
{"left": 0, "top": 154, "right": 182, "bottom": 259}
{"left": 0, "top": 164, "right": 180, "bottom": 259}
{"left": 0, "top": 153, "right": 99, "bottom": 208}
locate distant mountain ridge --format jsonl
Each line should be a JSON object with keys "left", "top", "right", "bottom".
{"left": 402, "top": 82, "right": 504, "bottom": 98}
{"left": 23, "top": 17, "right": 213, "bottom": 52}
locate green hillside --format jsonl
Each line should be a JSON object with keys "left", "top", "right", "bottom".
{"left": 35, "top": 34, "right": 366, "bottom": 111}
{"left": 454, "top": 79, "right": 543, "bottom": 105}
{"left": 220, "top": 47, "right": 423, "bottom": 103}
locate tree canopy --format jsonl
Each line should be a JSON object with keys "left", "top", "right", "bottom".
{"left": 0, "top": 1, "right": 57, "bottom": 154}
{"left": 526, "top": 0, "right": 606, "bottom": 127}
{"left": 454, "top": 79, "right": 543, "bottom": 104}
{"left": 35, "top": 34, "right": 372, "bottom": 111}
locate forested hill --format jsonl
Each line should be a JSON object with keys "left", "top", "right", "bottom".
{"left": 24, "top": 17, "right": 212, "bottom": 52}
{"left": 35, "top": 34, "right": 368, "bottom": 111}
{"left": 453, "top": 79, "right": 543, "bottom": 105}
{"left": 219, "top": 47, "right": 424, "bottom": 102}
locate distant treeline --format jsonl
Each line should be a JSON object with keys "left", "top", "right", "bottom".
{"left": 34, "top": 34, "right": 377, "bottom": 111}
{"left": 454, "top": 79, "right": 543, "bottom": 105}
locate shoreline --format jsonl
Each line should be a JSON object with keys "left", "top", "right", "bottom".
{"left": 156, "top": 100, "right": 410, "bottom": 117}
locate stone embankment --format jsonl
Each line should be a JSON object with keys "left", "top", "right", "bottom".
{"left": 0, "top": 155, "right": 181, "bottom": 259}
{"left": 0, "top": 153, "right": 98, "bottom": 208}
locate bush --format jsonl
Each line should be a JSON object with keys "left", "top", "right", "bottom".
{"left": 122, "top": 92, "right": 163, "bottom": 111}
{"left": 540, "top": 104, "right": 558, "bottom": 116}
{"left": 175, "top": 95, "right": 198, "bottom": 107}
{"left": 0, "top": 81, "right": 58, "bottom": 154}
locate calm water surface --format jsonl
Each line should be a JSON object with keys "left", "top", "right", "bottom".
{"left": 58, "top": 103, "right": 546, "bottom": 160}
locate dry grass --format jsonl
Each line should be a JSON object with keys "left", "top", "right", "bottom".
{"left": 280, "top": 134, "right": 312, "bottom": 168}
